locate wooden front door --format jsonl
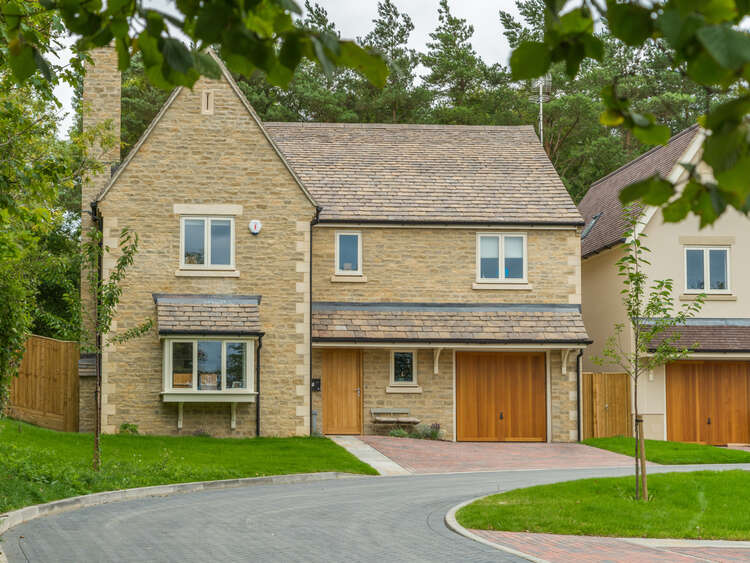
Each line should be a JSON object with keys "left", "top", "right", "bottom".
{"left": 667, "top": 361, "right": 750, "bottom": 445}
{"left": 322, "top": 349, "right": 362, "bottom": 435}
{"left": 456, "top": 352, "right": 546, "bottom": 442}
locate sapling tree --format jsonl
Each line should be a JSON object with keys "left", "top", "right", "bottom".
{"left": 82, "top": 226, "right": 152, "bottom": 471}
{"left": 594, "top": 209, "right": 703, "bottom": 500}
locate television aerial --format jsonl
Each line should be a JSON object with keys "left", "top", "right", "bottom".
{"left": 528, "top": 75, "right": 551, "bottom": 145}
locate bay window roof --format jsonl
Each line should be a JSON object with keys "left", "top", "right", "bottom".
{"left": 153, "top": 294, "right": 262, "bottom": 336}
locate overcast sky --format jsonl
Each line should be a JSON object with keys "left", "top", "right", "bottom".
{"left": 54, "top": 1, "right": 522, "bottom": 135}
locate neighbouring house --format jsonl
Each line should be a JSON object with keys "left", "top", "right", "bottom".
{"left": 579, "top": 125, "right": 750, "bottom": 445}
{"left": 79, "top": 46, "right": 589, "bottom": 441}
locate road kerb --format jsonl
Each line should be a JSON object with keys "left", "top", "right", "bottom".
{"left": 444, "top": 496, "right": 548, "bottom": 563}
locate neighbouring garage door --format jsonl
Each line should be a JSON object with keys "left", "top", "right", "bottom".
{"left": 456, "top": 352, "right": 546, "bottom": 442}
{"left": 667, "top": 361, "right": 750, "bottom": 445}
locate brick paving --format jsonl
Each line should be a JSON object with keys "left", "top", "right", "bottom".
{"left": 469, "top": 531, "right": 750, "bottom": 563}
{"left": 360, "top": 436, "right": 637, "bottom": 473}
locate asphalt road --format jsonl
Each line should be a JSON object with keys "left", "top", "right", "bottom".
{"left": 3, "top": 464, "right": 748, "bottom": 563}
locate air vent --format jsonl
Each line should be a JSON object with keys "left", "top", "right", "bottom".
{"left": 201, "top": 90, "right": 214, "bottom": 115}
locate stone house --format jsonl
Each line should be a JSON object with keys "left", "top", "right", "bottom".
{"left": 580, "top": 125, "right": 750, "bottom": 445}
{"left": 80, "top": 46, "right": 590, "bottom": 441}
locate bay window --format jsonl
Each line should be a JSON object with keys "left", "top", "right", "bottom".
{"left": 164, "top": 338, "right": 254, "bottom": 393}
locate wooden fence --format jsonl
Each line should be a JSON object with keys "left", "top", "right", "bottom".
{"left": 581, "top": 372, "right": 632, "bottom": 440}
{"left": 9, "top": 335, "right": 79, "bottom": 432}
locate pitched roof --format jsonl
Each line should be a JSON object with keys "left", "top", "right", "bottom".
{"left": 97, "top": 50, "right": 317, "bottom": 208}
{"left": 153, "top": 294, "right": 263, "bottom": 335}
{"left": 311, "top": 302, "right": 590, "bottom": 344}
{"left": 264, "top": 123, "right": 582, "bottom": 225}
{"left": 578, "top": 125, "right": 701, "bottom": 258}
{"left": 645, "top": 319, "right": 750, "bottom": 353}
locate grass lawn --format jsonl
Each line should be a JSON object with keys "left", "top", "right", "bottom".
{"left": 0, "top": 419, "right": 376, "bottom": 513}
{"left": 583, "top": 436, "right": 750, "bottom": 464}
{"left": 457, "top": 470, "right": 750, "bottom": 540}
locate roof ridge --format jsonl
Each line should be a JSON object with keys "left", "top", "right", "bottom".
{"left": 588, "top": 124, "right": 700, "bottom": 191}
{"left": 263, "top": 122, "right": 535, "bottom": 131}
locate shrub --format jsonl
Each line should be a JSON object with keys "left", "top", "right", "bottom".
{"left": 409, "top": 423, "right": 442, "bottom": 440}
{"left": 119, "top": 423, "right": 139, "bottom": 435}
{"left": 388, "top": 427, "right": 409, "bottom": 438}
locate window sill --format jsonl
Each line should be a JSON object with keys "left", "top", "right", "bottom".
{"left": 175, "top": 269, "right": 240, "bottom": 278}
{"left": 331, "top": 275, "right": 367, "bottom": 283}
{"left": 679, "top": 293, "right": 736, "bottom": 301}
{"left": 386, "top": 385, "right": 422, "bottom": 394}
{"left": 472, "top": 282, "right": 533, "bottom": 291}
{"left": 161, "top": 391, "right": 257, "bottom": 403}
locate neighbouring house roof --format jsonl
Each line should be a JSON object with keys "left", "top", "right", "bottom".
{"left": 153, "top": 294, "right": 263, "bottom": 335}
{"left": 645, "top": 319, "right": 750, "bottom": 353}
{"left": 311, "top": 302, "right": 591, "bottom": 344}
{"left": 578, "top": 125, "right": 701, "bottom": 258}
{"left": 264, "top": 123, "right": 583, "bottom": 225}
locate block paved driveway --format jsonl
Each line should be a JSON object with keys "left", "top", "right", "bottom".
{"left": 360, "top": 436, "right": 637, "bottom": 473}
{"left": 4, "top": 464, "right": 748, "bottom": 563}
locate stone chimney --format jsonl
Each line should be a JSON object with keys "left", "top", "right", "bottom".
{"left": 82, "top": 44, "right": 121, "bottom": 208}
{"left": 81, "top": 45, "right": 121, "bottom": 344}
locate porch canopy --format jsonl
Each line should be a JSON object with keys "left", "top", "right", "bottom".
{"left": 153, "top": 293, "right": 262, "bottom": 336}
{"left": 311, "top": 302, "right": 591, "bottom": 345}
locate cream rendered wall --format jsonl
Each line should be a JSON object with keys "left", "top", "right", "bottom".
{"left": 581, "top": 246, "right": 629, "bottom": 372}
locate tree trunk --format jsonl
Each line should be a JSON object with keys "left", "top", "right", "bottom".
{"left": 637, "top": 416, "right": 648, "bottom": 500}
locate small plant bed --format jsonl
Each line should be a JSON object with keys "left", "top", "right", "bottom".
{"left": 389, "top": 423, "right": 443, "bottom": 440}
{"left": 0, "top": 419, "right": 376, "bottom": 513}
{"left": 457, "top": 470, "right": 750, "bottom": 540}
{"left": 583, "top": 436, "right": 750, "bottom": 464}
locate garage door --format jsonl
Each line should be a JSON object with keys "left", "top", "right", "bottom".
{"left": 456, "top": 352, "right": 546, "bottom": 441}
{"left": 666, "top": 361, "right": 750, "bottom": 445}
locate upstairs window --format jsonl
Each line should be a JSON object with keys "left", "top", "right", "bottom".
{"left": 335, "top": 231, "right": 362, "bottom": 275}
{"left": 180, "top": 217, "right": 234, "bottom": 269}
{"left": 477, "top": 233, "right": 527, "bottom": 282}
{"left": 685, "top": 247, "right": 730, "bottom": 293}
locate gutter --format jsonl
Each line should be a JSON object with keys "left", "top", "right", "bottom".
{"left": 309, "top": 206, "right": 321, "bottom": 435}
{"left": 576, "top": 349, "right": 583, "bottom": 442}
{"left": 312, "top": 337, "right": 594, "bottom": 345}
{"left": 316, "top": 218, "right": 585, "bottom": 227}
{"left": 255, "top": 335, "right": 263, "bottom": 437}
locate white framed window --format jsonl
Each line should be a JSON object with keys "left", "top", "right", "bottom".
{"left": 335, "top": 231, "right": 362, "bottom": 275}
{"left": 684, "top": 246, "right": 730, "bottom": 294}
{"left": 164, "top": 338, "right": 254, "bottom": 393}
{"left": 476, "top": 233, "right": 527, "bottom": 283}
{"left": 180, "top": 216, "right": 235, "bottom": 270}
{"left": 201, "top": 90, "right": 214, "bottom": 114}
{"left": 390, "top": 350, "right": 417, "bottom": 387}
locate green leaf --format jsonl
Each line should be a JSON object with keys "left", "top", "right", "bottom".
{"left": 687, "top": 50, "right": 735, "bottom": 85}
{"left": 193, "top": 51, "right": 221, "bottom": 79}
{"left": 9, "top": 44, "right": 36, "bottom": 83}
{"left": 33, "top": 49, "right": 52, "bottom": 82}
{"left": 696, "top": 25, "right": 750, "bottom": 70}
{"left": 115, "top": 37, "right": 130, "bottom": 71}
{"left": 600, "top": 108, "right": 624, "bottom": 126}
{"left": 662, "top": 196, "right": 691, "bottom": 222}
{"left": 107, "top": 0, "right": 132, "bottom": 13}
{"left": 619, "top": 175, "right": 665, "bottom": 204}
{"left": 337, "top": 41, "right": 388, "bottom": 88}
{"left": 607, "top": 1, "right": 654, "bottom": 46}
{"left": 632, "top": 124, "right": 671, "bottom": 145}
{"left": 716, "top": 155, "right": 750, "bottom": 195}
{"left": 510, "top": 41, "right": 551, "bottom": 80}
{"left": 657, "top": 10, "right": 702, "bottom": 49}
{"left": 276, "top": 0, "right": 302, "bottom": 14}
{"left": 162, "top": 38, "right": 193, "bottom": 74}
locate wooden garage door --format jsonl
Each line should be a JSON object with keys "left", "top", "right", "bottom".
{"left": 667, "top": 361, "right": 750, "bottom": 445}
{"left": 456, "top": 352, "right": 546, "bottom": 442}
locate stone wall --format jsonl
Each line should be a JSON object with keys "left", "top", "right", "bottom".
{"left": 312, "top": 226, "right": 581, "bottom": 304}
{"left": 88, "top": 52, "right": 315, "bottom": 437}
{"left": 549, "top": 350, "right": 580, "bottom": 442}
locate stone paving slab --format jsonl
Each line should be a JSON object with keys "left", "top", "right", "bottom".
{"left": 329, "top": 435, "right": 410, "bottom": 475}
{"left": 360, "top": 436, "right": 638, "bottom": 473}
{"left": 469, "top": 530, "right": 750, "bottom": 563}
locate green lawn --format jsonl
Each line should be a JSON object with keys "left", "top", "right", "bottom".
{"left": 457, "top": 470, "right": 750, "bottom": 540}
{"left": 0, "top": 419, "right": 376, "bottom": 513}
{"left": 583, "top": 436, "right": 750, "bottom": 464}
